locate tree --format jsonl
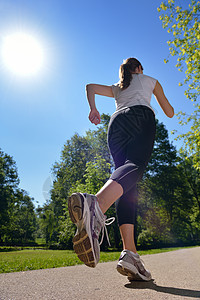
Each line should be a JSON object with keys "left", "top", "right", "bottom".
{"left": 86, "top": 114, "right": 113, "bottom": 168}
{"left": 170, "top": 154, "right": 200, "bottom": 244}
{"left": 158, "top": 0, "right": 200, "bottom": 101}
{"left": 69, "top": 156, "right": 111, "bottom": 194}
{"left": 44, "top": 133, "right": 93, "bottom": 245}
{"left": 36, "top": 202, "right": 57, "bottom": 245}
{"left": 145, "top": 119, "right": 177, "bottom": 176}
{"left": 158, "top": 0, "right": 200, "bottom": 170}
{"left": 48, "top": 114, "right": 117, "bottom": 249}
{"left": 0, "top": 148, "right": 37, "bottom": 245}
{"left": 138, "top": 122, "right": 200, "bottom": 248}
{"left": 175, "top": 111, "right": 200, "bottom": 170}
{"left": 138, "top": 120, "right": 179, "bottom": 247}
{"left": 178, "top": 154, "right": 200, "bottom": 214}
{"left": 58, "top": 155, "right": 115, "bottom": 249}
{"left": 0, "top": 149, "right": 19, "bottom": 243}
{"left": 8, "top": 190, "right": 37, "bottom": 245}
{"left": 46, "top": 114, "right": 113, "bottom": 247}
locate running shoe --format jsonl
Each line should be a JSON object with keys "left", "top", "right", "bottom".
{"left": 68, "top": 192, "right": 114, "bottom": 268}
{"left": 117, "top": 249, "right": 152, "bottom": 281}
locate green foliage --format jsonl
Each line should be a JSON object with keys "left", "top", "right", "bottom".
{"left": 37, "top": 115, "right": 113, "bottom": 248}
{"left": 158, "top": 0, "right": 200, "bottom": 101}
{"left": 7, "top": 190, "right": 37, "bottom": 245}
{"left": 138, "top": 207, "right": 172, "bottom": 248}
{"left": 69, "top": 156, "right": 111, "bottom": 195}
{"left": 138, "top": 121, "right": 200, "bottom": 248}
{"left": 0, "top": 149, "right": 37, "bottom": 245}
{"left": 173, "top": 107, "right": 200, "bottom": 170}
{"left": 86, "top": 113, "right": 113, "bottom": 167}
{"left": 158, "top": 0, "right": 200, "bottom": 170}
{"left": 46, "top": 133, "right": 93, "bottom": 246}
{"left": 36, "top": 203, "right": 57, "bottom": 245}
{"left": 58, "top": 208, "right": 76, "bottom": 249}
{"left": 145, "top": 119, "right": 177, "bottom": 176}
{"left": 61, "top": 155, "right": 119, "bottom": 250}
{"left": 138, "top": 122, "right": 178, "bottom": 247}
{"left": 0, "top": 149, "right": 19, "bottom": 243}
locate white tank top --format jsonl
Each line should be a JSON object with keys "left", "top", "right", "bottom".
{"left": 112, "top": 74, "right": 157, "bottom": 113}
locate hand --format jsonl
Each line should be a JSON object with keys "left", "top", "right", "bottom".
{"left": 89, "top": 108, "right": 101, "bottom": 125}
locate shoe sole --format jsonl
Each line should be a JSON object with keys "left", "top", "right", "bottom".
{"left": 68, "top": 193, "right": 96, "bottom": 268}
{"left": 117, "top": 264, "right": 151, "bottom": 281}
{"left": 68, "top": 193, "right": 84, "bottom": 224}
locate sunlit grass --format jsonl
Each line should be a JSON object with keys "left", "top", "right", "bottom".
{"left": 0, "top": 246, "right": 197, "bottom": 273}
{"left": 0, "top": 249, "right": 81, "bottom": 273}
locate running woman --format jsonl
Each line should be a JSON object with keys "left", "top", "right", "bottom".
{"left": 68, "top": 57, "right": 174, "bottom": 281}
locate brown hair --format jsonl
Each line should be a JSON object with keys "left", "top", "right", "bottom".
{"left": 119, "top": 57, "right": 143, "bottom": 90}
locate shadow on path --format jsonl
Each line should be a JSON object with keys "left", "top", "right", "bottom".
{"left": 125, "top": 280, "right": 200, "bottom": 298}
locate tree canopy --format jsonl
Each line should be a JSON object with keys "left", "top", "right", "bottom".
{"left": 0, "top": 149, "right": 36, "bottom": 245}
{"left": 158, "top": 0, "right": 200, "bottom": 101}
{"left": 158, "top": 0, "right": 200, "bottom": 170}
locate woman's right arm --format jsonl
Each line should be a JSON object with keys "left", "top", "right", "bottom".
{"left": 153, "top": 81, "right": 174, "bottom": 118}
{"left": 86, "top": 84, "right": 114, "bottom": 125}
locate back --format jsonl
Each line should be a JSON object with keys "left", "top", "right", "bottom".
{"left": 112, "top": 74, "right": 157, "bottom": 112}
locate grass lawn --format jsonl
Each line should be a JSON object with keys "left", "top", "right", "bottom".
{"left": 0, "top": 246, "right": 197, "bottom": 274}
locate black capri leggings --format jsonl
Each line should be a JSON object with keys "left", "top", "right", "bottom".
{"left": 107, "top": 105, "right": 156, "bottom": 226}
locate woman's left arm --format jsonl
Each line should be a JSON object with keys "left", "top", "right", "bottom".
{"left": 86, "top": 84, "right": 114, "bottom": 125}
{"left": 153, "top": 81, "right": 174, "bottom": 118}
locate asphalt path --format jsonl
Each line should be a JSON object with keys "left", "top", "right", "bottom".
{"left": 0, "top": 247, "right": 200, "bottom": 300}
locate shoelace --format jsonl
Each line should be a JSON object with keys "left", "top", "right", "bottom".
{"left": 90, "top": 200, "right": 115, "bottom": 247}
{"left": 99, "top": 217, "right": 115, "bottom": 246}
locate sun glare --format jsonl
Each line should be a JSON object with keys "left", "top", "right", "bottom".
{"left": 1, "top": 32, "right": 44, "bottom": 76}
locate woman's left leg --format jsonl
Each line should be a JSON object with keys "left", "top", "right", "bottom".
{"left": 96, "top": 179, "right": 123, "bottom": 214}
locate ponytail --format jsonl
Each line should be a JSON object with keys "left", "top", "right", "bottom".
{"left": 119, "top": 57, "right": 143, "bottom": 90}
{"left": 119, "top": 64, "right": 132, "bottom": 90}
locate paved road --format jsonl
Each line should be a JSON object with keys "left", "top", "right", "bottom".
{"left": 0, "top": 247, "right": 200, "bottom": 300}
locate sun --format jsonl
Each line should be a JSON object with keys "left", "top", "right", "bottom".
{"left": 1, "top": 32, "right": 44, "bottom": 76}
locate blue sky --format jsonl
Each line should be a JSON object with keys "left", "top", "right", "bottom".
{"left": 0, "top": 0, "right": 194, "bottom": 206}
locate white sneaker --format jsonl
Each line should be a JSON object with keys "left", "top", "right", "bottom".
{"left": 117, "top": 249, "right": 152, "bottom": 281}
{"left": 68, "top": 192, "right": 114, "bottom": 267}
